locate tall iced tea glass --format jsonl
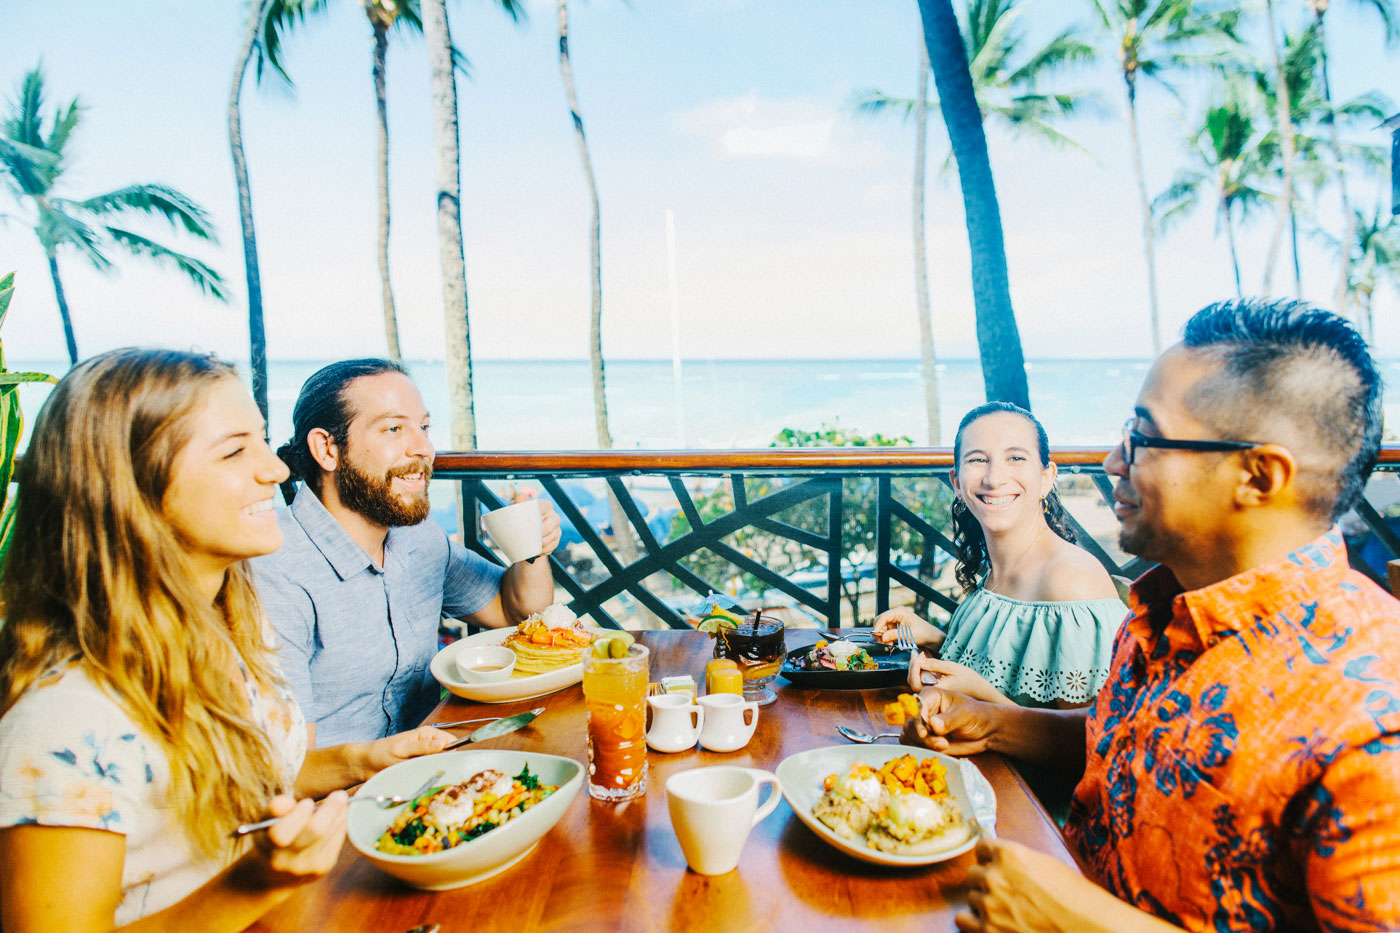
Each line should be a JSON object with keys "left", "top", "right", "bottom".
{"left": 583, "top": 643, "right": 650, "bottom": 801}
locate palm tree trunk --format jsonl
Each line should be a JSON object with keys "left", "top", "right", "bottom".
{"left": 912, "top": 47, "right": 941, "bottom": 446}
{"left": 1124, "top": 76, "right": 1162, "bottom": 355}
{"left": 557, "top": 0, "right": 635, "bottom": 564}
{"left": 1289, "top": 205, "right": 1302, "bottom": 297}
{"left": 916, "top": 0, "right": 1029, "bottom": 411}
{"left": 45, "top": 250, "right": 78, "bottom": 365}
{"left": 1261, "top": 0, "right": 1296, "bottom": 297}
{"left": 228, "top": 0, "right": 270, "bottom": 422}
{"left": 1316, "top": 12, "right": 1357, "bottom": 315}
{"left": 372, "top": 21, "right": 403, "bottom": 362}
{"left": 422, "top": 0, "right": 477, "bottom": 451}
{"left": 1224, "top": 207, "right": 1243, "bottom": 299}
{"left": 557, "top": 1, "right": 608, "bottom": 451}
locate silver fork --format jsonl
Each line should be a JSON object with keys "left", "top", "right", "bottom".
{"left": 895, "top": 621, "right": 918, "bottom": 653}
{"left": 232, "top": 769, "right": 446, "bottom": 836}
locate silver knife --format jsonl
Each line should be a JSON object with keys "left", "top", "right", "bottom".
{"left": 438, "top": 707, "right": 545, "bottom": 751}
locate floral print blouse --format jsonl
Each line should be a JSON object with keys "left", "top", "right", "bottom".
{"left": 0, "top": 656, "right": 306, "bottom": 924}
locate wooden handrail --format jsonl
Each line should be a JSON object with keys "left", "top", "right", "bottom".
{"left": 431, "top": 445, "right": 1400, "bottom": 472}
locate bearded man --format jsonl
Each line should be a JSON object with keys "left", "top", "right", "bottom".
{"left": 253, "top": 360, "right": 560, "bottom": 745}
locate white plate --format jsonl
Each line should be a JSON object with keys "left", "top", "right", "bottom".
{"left": 430, "top": 627, "right": 583, "bottom": 704}
{"left": 776, "top": 744, "right": 997, "bottom": 866}
{"left": 348, "top": 749, "right": 583, "bottom": 890}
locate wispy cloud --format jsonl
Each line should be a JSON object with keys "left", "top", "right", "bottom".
{"left": 674, "top": 90, "right": 887, "bottom": 166}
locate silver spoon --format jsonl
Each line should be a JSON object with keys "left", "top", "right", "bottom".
{"left": 836, "top": 725, "right": 902, "bottom": 743}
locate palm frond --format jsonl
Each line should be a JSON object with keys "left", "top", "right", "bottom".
{"left": 1333, "top": 90, "right": 1394, "bottom": 125}
{"left": 1152, "top": 173, "right": 1205, "bottom": 233}
{"left": 38, "top": 207, "right": 109, "bottom": 269}
{"left": 0, "top": 136, "right": 58, "bottom": 197}
{"left": 44, "top": 99, "right": 81, "bottom": 161}
{"left": 1006, "top": 30, "right": 1095, "bottom": 87}
{"left": 850, "top": 89, "right": 919, "bottom": 122}
{"left": 104, "top": 227, "right": 230, "bottom": 301}
{"left": 78, "top": 184, "right": 218, "bottom": 240}
{"left": 255, "top": 0, "right": 330, "bottom": 87}
{"left": 1354, "top": 0, "right": 1399, "bottom": 44}
{"left": 5, "top": 67, "right": 46, "bottom": 148}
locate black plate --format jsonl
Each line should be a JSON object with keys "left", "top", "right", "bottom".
{"left": 778, "top": 640, "right": 911, "bottom": 690}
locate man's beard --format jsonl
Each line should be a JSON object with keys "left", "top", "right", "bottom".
{"left": 335, "top": 452, "right": 433, "bottom": 527}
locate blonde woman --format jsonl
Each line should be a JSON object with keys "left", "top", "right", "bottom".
{"left": 0, "top": 350, "right": 449, "bottom": 931}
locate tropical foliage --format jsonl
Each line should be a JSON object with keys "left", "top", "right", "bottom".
{"left": 853, "top": 0, "right": 1093, "bottom": 435}
{"left": 1153, "top": 80, "right": 1275, "bottom": 297}
{"left": 0, "top": 273, "right": 57, "bottom": 580}
{"left": 673, "top": 425, "right": 955, "bottom": 625}
{"left": 2, "top": 66, "right": 227, "bottom": 365}
{"left": 916, "top": 0, "right": 1029, "bottom": 411}
{"left": 1090, "top": 0, "right": 1240, "bottom": 354}
{"left": 856, "top": 0, "right": 1096, "bottom": 161}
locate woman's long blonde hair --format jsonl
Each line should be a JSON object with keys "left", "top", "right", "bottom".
{"left": 0, "top": 348, "right": 287, "bottom": 858}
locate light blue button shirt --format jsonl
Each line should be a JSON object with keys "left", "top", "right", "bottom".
{"left": 252, "top": 488, "right": 505, "bottom": 745}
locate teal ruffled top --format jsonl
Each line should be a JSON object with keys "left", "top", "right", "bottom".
{"left": 939, "top": 588, "right": 1128, "bottom": 707}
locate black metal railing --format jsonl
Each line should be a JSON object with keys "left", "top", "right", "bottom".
{"left": 438, "top": 448, "right": 1400, "bottom": 630}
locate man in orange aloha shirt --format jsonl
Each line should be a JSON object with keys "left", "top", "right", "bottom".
{"left": 906, "top": 298, "right": 1400, "bottom": 932}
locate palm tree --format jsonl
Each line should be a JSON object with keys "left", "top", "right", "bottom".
{"left": 230, "top": 0, "right": 272, "bottom": 421}
{"left": 1090, "top": 0, "right": 1239, "bottom": 354}
{"left": 1259, "top": 0, "right": 1297, "bottom": 297}
{"left": 1153, "top": 82, "right": 1274, "bottom": 297}
{"left": 912, "top": 49, "right": 939, "bottom": 447}
{"left": 915, "top": 0, "right": 1029, "bottom": 411}
{"left": 1250, "top": 24, "right": 1390, "bottom": 295}
{"left": 420, "top": 0, "right": 523, "bottom": 451}
{"left": 556, "top": 0, "right": 609, "bottom": 451}
{"left": 857, "top": 0, "right": 1093, "bottom": 436}
{"left": 2, "top": 66, "right": 227, "bottom": 366}
{"left": 1330, "top": 208, "right": 1400, "bottom": 343}
{"left": 1307, "top": 0, "right": 1397, "bottom": 313}
{"left": 555, "top": 0, "right": 637, "bottom": 562}
{"left": 257, "top": 0, "right": 447, "bottom": 363}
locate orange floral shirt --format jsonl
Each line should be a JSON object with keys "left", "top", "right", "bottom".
{"left": 1064, "top": 529, "right": 1400, "bottom": 932}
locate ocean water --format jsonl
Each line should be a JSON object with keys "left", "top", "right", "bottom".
{"left": 14, "top": 357, "right": 1400, "bottom": 452}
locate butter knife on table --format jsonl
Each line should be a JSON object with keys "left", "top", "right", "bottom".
{"left": 438, "top": 707, "right": 544, "bottom": 751}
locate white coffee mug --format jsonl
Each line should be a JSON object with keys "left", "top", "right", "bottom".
{"left": 481, "top": 499, "right": 544, "bottom": 563}
{"left": 646, "top": 694, "right": 705, "bottom": 753}
{"left": 697, "top": 693, "right": 758, "bottom": 753}
{"left": 666, "top": 766, "right": 780, "bottom": 875}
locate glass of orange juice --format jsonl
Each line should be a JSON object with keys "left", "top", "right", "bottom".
{"left": 583, "top": 643, "right": 650, "bottom": 801}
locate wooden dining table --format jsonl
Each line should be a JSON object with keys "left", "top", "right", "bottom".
{"left": 251, "top": 630, "right": 1081, "bottom": 933}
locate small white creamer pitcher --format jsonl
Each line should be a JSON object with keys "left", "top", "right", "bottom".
{"left": 697, "top": 692, "right": 759, "bottom": 752}
{"left": 646, "top": 693, "right": 705, "bottom": 753}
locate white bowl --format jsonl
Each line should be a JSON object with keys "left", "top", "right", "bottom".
{"left": 455, "top": 645, "right": 517, "bottom": 683}
{"left": 348, "top": 749, "right": 583, "bottom": 890}
{"left": 775, "top": 745, "right": 996, "bottom": 866}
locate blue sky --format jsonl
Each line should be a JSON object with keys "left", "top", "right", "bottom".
{"left": 2, "top": 0, "right": 1396, "bottom": 365}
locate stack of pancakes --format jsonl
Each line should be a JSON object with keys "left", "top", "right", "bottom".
{"left": 504, "top": 605, "right": 595, "bottom": 676}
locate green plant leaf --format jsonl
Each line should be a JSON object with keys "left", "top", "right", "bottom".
{"left": 0, "top": 372, "right": 58, "bottom": 386}
{"left": 0, "top": 272, "right": 13, "bottom": 331}
{"left": 0, "top": 392, "right": 19, "bottom": 496}
{"left": 0, "top": 493, "right": 17, "bottom": 584}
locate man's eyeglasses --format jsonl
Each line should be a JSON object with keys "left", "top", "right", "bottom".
{"left": 1120, "top": 418, "right": 1261, "bottom": 466}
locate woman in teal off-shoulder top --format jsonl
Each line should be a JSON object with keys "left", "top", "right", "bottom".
{"left": 874, "top": 402, "right": 1128, "bottom": 709}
